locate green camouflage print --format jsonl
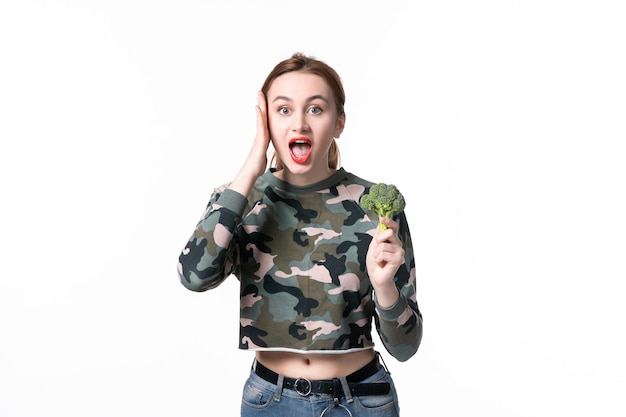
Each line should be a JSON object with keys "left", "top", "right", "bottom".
{"left": 178, "top": 168, "right": 422, "bottom": 362}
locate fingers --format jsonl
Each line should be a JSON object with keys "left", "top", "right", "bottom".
{"left": 368, "top": 241, "right": 404, "bottom": 290}
{"left": 250, "top": 91, "right": 270, "bottom": 160}
{"left": 371, "top": 220, "right": 403, "bottom": 260}
{"left": 371, "top": 217, "right": 404, "bottom": 264}
{"left": 255, "top": 91, "right": 269, "bottom": 145}
{"left": 256, "top": 91, "right": 267, "bottom": 115}
{"left": 372, "top": 240, "right": 404, "bottom": 262}
{"left": 236, "top": 92, "right": 270, "bottom": 180}
{"left": 376, "top": 217, "right": 400, "bottom": 243}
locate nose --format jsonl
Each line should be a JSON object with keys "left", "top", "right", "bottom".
{"left": 291, "top": 110, "right": 309, "bottom": 132}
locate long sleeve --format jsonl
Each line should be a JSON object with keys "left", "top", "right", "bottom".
{"left": 177, "top": 186, "right": 248, "bottom": 292}
{"left": 373, "top": 211, "right": 423, "bottom": 362}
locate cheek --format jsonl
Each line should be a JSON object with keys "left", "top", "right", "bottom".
{"left": 268, "top": 126, "right": 281, "bottom": 145}
{"left": 268, "top": 116, "right": 286, "bottom": 136}
{"left": 266, "top": 117, "right": 277, "bottom": 139}
{"left": 267, "top": 123, "right": 286, "bottom": 151}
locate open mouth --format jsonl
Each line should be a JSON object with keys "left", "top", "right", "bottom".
{"left": 289, "top": 137, "right": 312, "bottom": 164}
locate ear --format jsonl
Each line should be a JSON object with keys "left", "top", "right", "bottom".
{"left": 334, "top": 113, "right": 346, "bottom": 138}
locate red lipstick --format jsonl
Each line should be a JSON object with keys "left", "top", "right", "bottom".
{"left": 289, "top": 137, "right": 312, "bottom": 164}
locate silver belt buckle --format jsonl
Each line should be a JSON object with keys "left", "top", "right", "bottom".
{"left": 294, "top": 377, "right": 312, "bottom": 396}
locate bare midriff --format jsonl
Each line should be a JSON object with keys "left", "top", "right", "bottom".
{"left": 255, "top": 348, "right": 376, "bottom": 380}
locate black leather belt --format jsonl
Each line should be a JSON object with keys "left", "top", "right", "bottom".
{"left": 254, "top": 356, "right": 391, "bottom": 397}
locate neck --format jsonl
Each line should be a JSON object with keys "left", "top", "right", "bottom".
{"left": 274, "top": 167, "right": 335, "bottom": 186}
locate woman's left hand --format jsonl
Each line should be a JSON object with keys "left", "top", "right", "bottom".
{"left": 366, "top": 217, "right": 404, "bottom": 308}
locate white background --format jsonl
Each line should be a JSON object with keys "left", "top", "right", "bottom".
{"left": 1, "top": 1, "right": 625, "bottom": 416}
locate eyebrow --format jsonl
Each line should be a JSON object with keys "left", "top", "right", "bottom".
{"left": 271, "top": 94, "right": 329, "bottom": 104}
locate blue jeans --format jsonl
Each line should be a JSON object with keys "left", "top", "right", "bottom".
{"left": 240, "top": 358, "right": 400, "bottom": 416}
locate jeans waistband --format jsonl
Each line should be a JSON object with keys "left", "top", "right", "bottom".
{"left": 253, "top": 354, "right": 390, "bottom": 397}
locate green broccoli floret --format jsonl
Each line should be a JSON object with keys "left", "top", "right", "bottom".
{"left": 359, "top": 183, "right": 406, "bottom": 231}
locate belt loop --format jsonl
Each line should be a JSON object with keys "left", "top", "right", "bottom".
{"left": 273, "top": 374, "right": 284, "bottom": 402}
{"left": 338, "top": 376, "right": 353, "bottom": 403}
{"left": 377, "top": 351, "right": 390, "bottom": 375}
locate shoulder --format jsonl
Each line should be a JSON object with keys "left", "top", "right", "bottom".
{"left": 337, "top": 168, "right": 376, "bottom": 189}
{"left": 324, "top": 169, "right": 376, "bottom": 210}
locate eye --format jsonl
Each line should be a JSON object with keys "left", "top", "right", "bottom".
{"left": 278, "top": 107, "right": 290, "bottom": 115}
{"left": 308, "top": 106, "right": 323, "bottom": 115}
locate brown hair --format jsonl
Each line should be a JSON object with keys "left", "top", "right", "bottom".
{"left": 261, "top": 53, "right": 345, "bottom": 170}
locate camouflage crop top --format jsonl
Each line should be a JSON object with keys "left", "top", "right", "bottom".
{"left": 177, "top": 168, "right": 422, "bottom": 361}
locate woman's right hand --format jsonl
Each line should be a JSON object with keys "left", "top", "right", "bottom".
{"left": 250, "top": 91, "right": 271, "bottom": 175}
{"left": 228, "top": 91, "right": 271, "bottom": 195}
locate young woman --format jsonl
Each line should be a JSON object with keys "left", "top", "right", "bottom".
{"left": 177, "top": 53, "right": 422, "bottom": 416}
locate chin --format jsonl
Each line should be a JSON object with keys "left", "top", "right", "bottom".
{"left": 283, "top": 164, "right": 312, "bottom": 176}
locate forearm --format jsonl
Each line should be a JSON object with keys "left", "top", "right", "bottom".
{"left": 228, "top": 164, "right": 262, "bottom": 197}
{"left": 374, "top": 215, "right": 422, "bottom": 361}
{"left": 376, "top": 295, "right": 423, "bottom": 362}
{"left": 178, "top": 187, "right": 247, "bottom": 291}
{"left": 372, "top": 281, "right": 399, "bottom": 309}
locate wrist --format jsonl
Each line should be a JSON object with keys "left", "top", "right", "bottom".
{"left": 229, "top": 167, "right": 262, "bottom": 196}
{"left": 373, "top": 283, "right": 399, "bottom": 309}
